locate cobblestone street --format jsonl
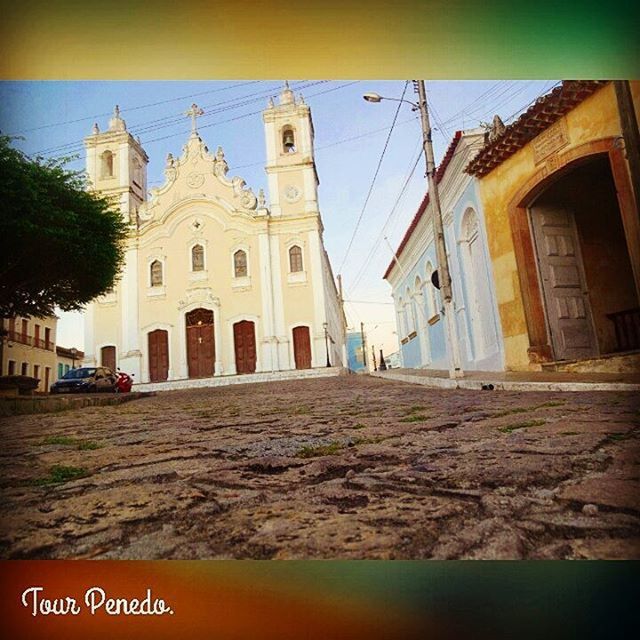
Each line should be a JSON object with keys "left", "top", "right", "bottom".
{"left": 1, "top": 376, "right": 639, "bottom": 559}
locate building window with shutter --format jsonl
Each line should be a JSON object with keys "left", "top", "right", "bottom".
{"left": 150, "top": 260, "right": 163, "bottom": 287}
{"left": 289, "top": 245, "right": 303, "bottom": 273}
{"left": 233, "top": 250, "right": 248, "bottom": 278}
{"left": 192, "top": 244, "right": 205, "bottom": 272}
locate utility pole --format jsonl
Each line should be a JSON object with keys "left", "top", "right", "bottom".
{"left": 360, "top": 321, "right": 367, "bottom": 370}
{"left": 414, "top": 80, "right": 463, "bottom": 379}
{"left": 371, "top": 345, "right": 377, "bottom": 371}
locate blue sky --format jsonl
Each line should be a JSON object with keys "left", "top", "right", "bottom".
{"left": 0, "top": 80, "right": 558, "bottom": 356}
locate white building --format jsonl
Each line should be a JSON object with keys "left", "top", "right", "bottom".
{"left": 83, "top": 84, "right": 346, "bottom": 384}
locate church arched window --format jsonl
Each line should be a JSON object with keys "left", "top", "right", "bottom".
{"left": 191, "top": 244, "right": 205, "bottom": 272}
{"left": 101, "top": 150, "right": 114, "bottom": 178}
{"left": 150, "top": 260, "right": 163, "bottom": 287}
{"left": 282, "top": 126, "right": 296, "bottom": 153}
{"left": 234, "top": 250, "right": 247, "bottom": 278}
{"left": 289, "top": 245, "right": 303, "bottom": 272}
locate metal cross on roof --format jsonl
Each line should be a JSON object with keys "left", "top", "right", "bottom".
{"left": 185, "top": 103, "right": 204, "bottom": 133}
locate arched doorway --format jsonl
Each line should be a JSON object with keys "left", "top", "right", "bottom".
{"left": 148, "top": 329, "right": 169, "bottom": 382}
{"left": 233, "top": 320, "right": 257, "bottom": 374}
{"left": 292, "top": 326, "right": 312, "bottom": 369}
{"left": 527, "top": 154, "right": 638, "bottom": 360}
{"left": 101, "top": 345, "right": 116, "bottom": 370}
{"left": 186, "top": 308, "right": 215, "bottom": 378}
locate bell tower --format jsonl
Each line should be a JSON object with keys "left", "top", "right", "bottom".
{"left": 263, "top": 83, "right": 319, "bottom": 217}
{"left": 84, "top": 106, "right": 149, "bottom": 224}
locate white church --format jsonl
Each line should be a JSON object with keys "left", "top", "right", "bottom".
{"left": 82, "top": 84, "right": 346, "bottom": 386}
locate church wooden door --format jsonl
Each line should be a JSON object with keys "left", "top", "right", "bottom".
{"left": 292, "top": 326, "right": 312, "bottom": 369}
{"left": 186, "top": 308, "right": 215, "bottom": 378}
{"left": 148, "top": 329, "right": 169, "bottom": 382}
{"left": 530, "top": 204, "right": 598, "bottom": 361}
{"left": 234, "top": 321, "right": 256, "bottom": 374}
{"left": 101, "top": 345, "right": 116, "bottom": 370}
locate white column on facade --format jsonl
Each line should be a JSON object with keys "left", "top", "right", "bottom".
{"left": 119, "top": 142, "right": 129, "bottom": 186}
{"left": 307, "top": 229, "right": 327, "bottom": 368}
{"left": 267, "top": 173, "right": 281, "bottom": 216}
{"left": 303, "top": 167, "right": 318, "bottom": 213}
{"left": 226, "top": 320, "right": 237, "bottom": 375}
{"left": 83, "top": 303, "right": 96, "bottom": 365}
{"left": 178, "top": 310, "right": 188, "bottom": 379}
{"left": 214, "top": 302, "right": 223, "bottom": 375}
{"left": 119, "top": 242, "right": 141, "bottom": 378}
{"left": 258, "top": 231, "right": 276, "bottom": 371}
{"left": 270, "top": 234, "right": 289, "bottom": 369}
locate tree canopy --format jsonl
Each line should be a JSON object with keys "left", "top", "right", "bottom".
{"left": 0, "top": 136, "right": 129, "bottom": 318}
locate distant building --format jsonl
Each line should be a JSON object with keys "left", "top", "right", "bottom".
{"left": 384, "top": 128, "right": 504, "bottom": 372}
{"left": 466, "top": 80, "right": 640, "bottom": 371}
{"left": 346, "top": 331, "right": 367, "bottom": 372}
{"left": 1, "top": 315, "right": 57, "bottom": 391}
{"left": 56, "top": 346, "right": 85, "bottom": 379}
{"left": 384, "top": 351, "right": 401, "bottom": 369}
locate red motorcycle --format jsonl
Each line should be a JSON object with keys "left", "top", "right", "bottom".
{"left": 115, "top": 370, "right": 134, "bottom": 393}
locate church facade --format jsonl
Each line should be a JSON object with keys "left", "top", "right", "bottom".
{"left": 82, "top": 85, "right": 346, "bottom": 384}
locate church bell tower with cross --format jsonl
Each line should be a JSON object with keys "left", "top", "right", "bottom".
{"left": 262, "top": 83, "right": 319, "bottom": 217}
{"left": 84, "top": 106, "right": 149, "bottom": 225}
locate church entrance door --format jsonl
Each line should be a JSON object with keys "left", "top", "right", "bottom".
{"left": 148, "top": 329, "right": 169, "bottom": 382}
{"left": 292, "top": 326, "right": 312, "bottom": 369}
{"left": 233, "top": 320, "right": 257, "bottom": 374}
{"left": 186, "top": 308, "right": 215, "bottom": 378}
{"left": 101, "top": 345, "right": 116, "bottom": 370}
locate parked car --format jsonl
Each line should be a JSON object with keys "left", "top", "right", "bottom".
{"left": 50, "top": 367, "right": 117, "bottom": 394}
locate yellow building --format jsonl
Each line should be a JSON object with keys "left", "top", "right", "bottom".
{"left": 467, "top": 81, "right": 640, "bottom": 371}
{"left": 56, "top": 346, "right": 85, "bottom": 380}
{"left": 1, "top": 315, "right": 57, "bottom": 391}
{"left": 83, "top": 85, "right": 346, "bottom": 384}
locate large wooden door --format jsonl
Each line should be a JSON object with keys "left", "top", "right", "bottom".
{"left": 530, "top": 204, "right": 598, "bottom": 360}
{"left": 234, "top": 321, "right": 256, "bottom": 374}
{"left": 101, "top": 345, "right": 116, "bottom": 370}
{"left": 186, "top": 308, "right": 215, "bottom": 378}
{"left": 148, "top": 329, "right": 169, "bottom": 382}
{"left": 292, "top": 326, "right": 312, "bottom": 369}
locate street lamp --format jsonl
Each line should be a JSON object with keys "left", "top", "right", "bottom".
{"left": 323, "top": 322, "right": 331, "bottom": 368}
{"left": 363, "top": 81, "right": 463, "bottom": 379}
{"left": 70, "top": 347, "right": 77, "bottom": 369}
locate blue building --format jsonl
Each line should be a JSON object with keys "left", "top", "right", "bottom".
{"left": 346, "top": 331, "right": 367, "bottom": 372}
{"left": 384, "top": 129, "right": 504, "bottom": 372}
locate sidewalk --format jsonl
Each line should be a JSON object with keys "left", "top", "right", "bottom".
{"left": 371, "top": 368, "right": 640, "bottom": 392}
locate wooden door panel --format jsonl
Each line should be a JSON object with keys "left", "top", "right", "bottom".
{"left": 293, "top": 326, "right": 312, "bottom": 370}
{"left": 101, "top": 346, "right": 116, "bottom": 371}
{"left": 234, "top": 321, "right": 256, "bottom": 374}
{"left": 186, "top": 309, "right": 215, "bottom": 379}
{"left": 531, "top": 205, "right": 598, "bottom": 360}
{"left": 148, "top": 330, "right": 169, "bottom": 382}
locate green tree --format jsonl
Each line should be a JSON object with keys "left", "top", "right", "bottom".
{"left": 0, "top": 136, "right": 129, "bottom": 319}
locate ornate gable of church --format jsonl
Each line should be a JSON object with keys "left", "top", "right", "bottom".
{"left": 138, "top": 131, "right": 268, "bottom": 228}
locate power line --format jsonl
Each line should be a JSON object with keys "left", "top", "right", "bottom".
{"left": 31, "top": 81, "right": 321, "bottom": 156}
{"left": 8, "top": 80, "right": 264, "bottom": 135}
{"left": 337, "top": 81, "right": 409, "bottom": 274}
{"left": 31, "top": 81, "right": 355, "bottom": 159}
{"left": 348, "top": 143, "right": 424, "bottom": 293}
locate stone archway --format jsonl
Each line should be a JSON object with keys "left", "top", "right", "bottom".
{"left": 508, "top": 138, "right": 639, "bottom": 362}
